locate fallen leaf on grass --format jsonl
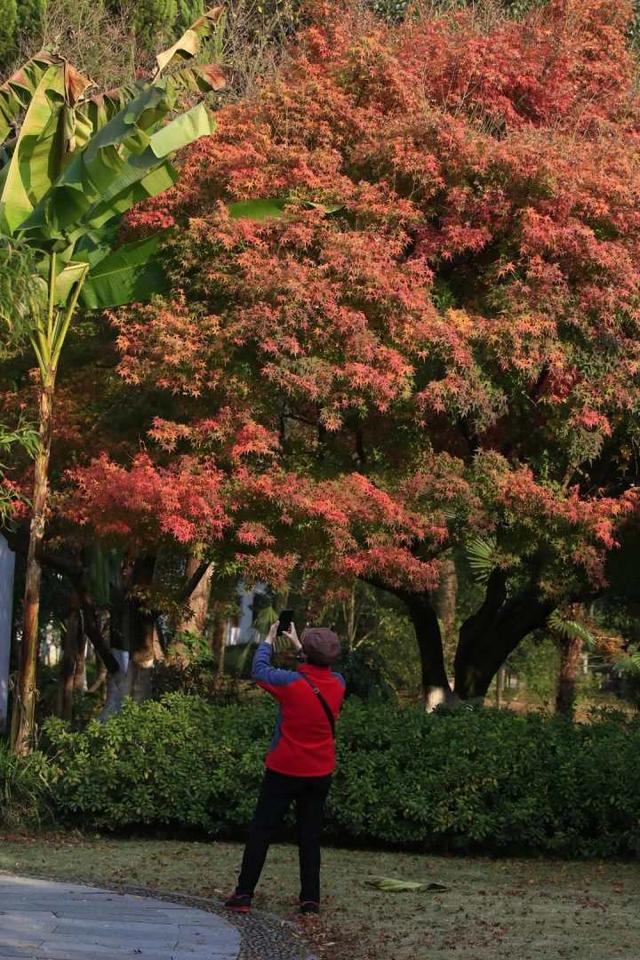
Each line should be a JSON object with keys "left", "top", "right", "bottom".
{"left": 365, "top": 876, "right": 448, "bottom": 892}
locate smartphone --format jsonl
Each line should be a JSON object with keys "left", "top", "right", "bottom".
{"left": 277, "top": 609, "right": 294, "bottom": 637}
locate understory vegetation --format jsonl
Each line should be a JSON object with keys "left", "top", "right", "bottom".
{"left": 1, "top": 695, "right": 638, "bottom": 858}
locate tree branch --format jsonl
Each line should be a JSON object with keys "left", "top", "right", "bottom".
{"left": 175, "top": 560, "right": 210, "bottom": 604}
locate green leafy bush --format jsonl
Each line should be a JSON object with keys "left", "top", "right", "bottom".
{"left": 40, "top": 696, "right": 640, "bottom": 856}
{"left": 42, "top": 696, "right": 271, "bottom": 834}
{"left": 152, "top": 656, "right": 244, "bottom": 704}
{"left": 0, "top": 0, "right": 17, "bottom": 61}
{"left": 338, "top": 646, "right": 398, "bottom": 701}
{"left": 17, "top": 0, "right": 46, "bottom": 40}
{"left": 0, "top": 744, "right": 53, "bottom": 830}
{"left": 131, "top": 0, "right": 177, "bottom": 47}
{"left": 176, "top": 0, "right": 204, "bottom": 31}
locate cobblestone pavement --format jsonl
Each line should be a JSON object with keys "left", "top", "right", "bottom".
{"left": 0, "top": 874, "right": 240, "bottom": 960}
{"left": 0, "top": 875, "right": 317, "bottom": 960}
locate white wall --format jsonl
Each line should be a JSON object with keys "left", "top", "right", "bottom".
{"left": 0, "top": 534, "right": 15, "bottom": 733}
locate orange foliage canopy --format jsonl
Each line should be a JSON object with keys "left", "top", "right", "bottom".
{"left": 71, "top": 0, "right": 640, "bottom": 605}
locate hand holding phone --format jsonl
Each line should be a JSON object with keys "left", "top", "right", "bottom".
{"left": 277, "top": 609, "right": 294, "bottom": 637}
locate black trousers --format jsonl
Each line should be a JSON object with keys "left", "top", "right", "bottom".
{"left": 237, "top": 768, "right": 333, "bottom": 903}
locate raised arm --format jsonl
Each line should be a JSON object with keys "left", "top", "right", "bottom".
{"left": 251, "top": 622, "right": 300, "bottom": 693}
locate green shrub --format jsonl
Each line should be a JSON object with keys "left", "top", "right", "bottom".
{"left": 131, "top": 0, "right": 177, "bottom": 48}
{"left": 152, "top": 656, "right": 244, "bottom": 704}
{"left": 0, "top": 744, "right": 53, "bottom": 830}
{"left": 17, "top": 0, "right": 46, "bottom": 40}
{"left": 40, "top": 696, "right": 640, "bottom": 856}
{"left": 42, "top": 695, "right": 272, "bottom": 834}
{"left": 338, "top": 646, "right": 398, "bottom": 701}
{"left": 0, "top": 0, "right": 17, "bottom": 62}
{"left": 176, "top": 0, "right": 204, "bottom": 31}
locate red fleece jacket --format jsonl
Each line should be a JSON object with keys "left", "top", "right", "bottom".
{"left": 252, "top": 641, "right": 346, "bottom": 777}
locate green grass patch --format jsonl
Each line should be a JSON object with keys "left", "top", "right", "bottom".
{"left": 0, "top": 836, "right": 638, "bottom": 960}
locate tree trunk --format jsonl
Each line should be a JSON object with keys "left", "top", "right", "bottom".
{"left": 454, "top": 573, "right": 555, "bottom": 701}
{"left": 213, "top": 610, "right": 226, "bottom": 679}
{"left": 404, "top": 594, "right": 454, "bottom": 710}
{"left": 125, "top": 555, "right": 157, "bottom": 703}
{"left": 177, "top": 558, "right": 213, "bottom": 636}
{"left": 80, "top": 594, "right": 121, "bottom": 675}
{"left": 11, "top": 379, "right": 55, "bottom": 755}
{"left": 344, "top": 584, "right": 358, "bottom": 648}
{"left": 127, "top": 618, "right": 157, "bottom": 702}
{"left": 73, "top": 635, "right": 88, "bottom": 693}
{"left": 433, "top": 557, "right": 458, "bottom": 651}
{"left": 494, "top": 665, "right": 506, "bottom": 708}
{"left": 555, "top": 635, "right": 583, "bottom": 718}
{"left": 88, "top": 659, "right": 108, "bottom": 695}
{"left": 57, "top": 598, "right": 81, "bottom": 722}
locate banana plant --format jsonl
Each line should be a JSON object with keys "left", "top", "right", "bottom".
{"left": 0, "top": 420, "right": 39, "bottom": 520}
{"left": 0, "top": 7, "right": 228, "bottom": 755}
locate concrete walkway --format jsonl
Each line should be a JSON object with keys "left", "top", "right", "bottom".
{"left": 0, "top": 875, "right": 241, "bottom": 960}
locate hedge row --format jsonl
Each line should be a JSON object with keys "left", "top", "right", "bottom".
{"left": 2, "top": 695, "right": 639, "bottom": 857}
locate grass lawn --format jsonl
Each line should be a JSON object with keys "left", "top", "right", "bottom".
{"left": 0, "top": 835, "right": 638, "bottom": 959}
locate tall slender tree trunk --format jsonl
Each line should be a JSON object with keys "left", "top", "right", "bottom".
{"left": 73, "top": 635, "right": 88, "bottom": 693}
{"left": 404, "top": 594, "right": 454, "bottom": 710}
{"left": 555, "top": 635, "right": 583, "bottom": 718}
{"left": 495, "top": 665, "right": 506, "bottom": 708}
{"left": 11, "top": 378, "right": 55, "bottom": 755}
{"left": 343, "top": 584, "right": 358, "bottom": 648}
{"left": 57, "top": 596, "right": 81, "bottom": 722}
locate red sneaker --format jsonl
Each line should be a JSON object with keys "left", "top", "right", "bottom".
{"left": 225, "top": 892, "right": 252, "bottom": 913}
{"left": 299, "top": 900, "right": 320, "bottom": 916}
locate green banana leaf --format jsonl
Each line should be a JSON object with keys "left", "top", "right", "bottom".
{"left": 0, "top": 54, "right": 63, "bottom": 146}
{"left": 53, "top": 260, "right": 89, "bottom": 304}
{"left": 21, "top": 89, "right": 214, "bottom": 245}
{"left": 20, "top": 85, "right": 170, "bottom": 240}
{"left": 0, "top": 64, "right": 67, "bottom": 234}
{"left": 81, "top": 165, "right": 179, "bottom": 236}
{"left": 149, "top": 102, "right": 214, "bottom": 159}
{"left": 228, "top": 198, "right": 345, "bottom": 222}
{"left": 74, "top": 104, "right": 213, "bottom": 235}
{"left": 79, "top": 234, "right": 169, "bottom": 309}
{"left": 71, "top": 61, "right": 223, "bottom": 159}
{"left": 74, "top": 82, "right": 143, "bottom": 150}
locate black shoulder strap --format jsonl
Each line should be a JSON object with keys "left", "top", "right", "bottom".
{"left": 300, "top": 673, "right": 336, "bottom": 739}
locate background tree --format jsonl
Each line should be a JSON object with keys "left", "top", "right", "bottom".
{"left": 0, "top": 8, "right": 226, "bottom": 754}
{"left": 114, "top": 0, "right": 640, "bottom": 707}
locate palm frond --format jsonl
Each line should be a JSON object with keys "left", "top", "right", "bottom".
{"left": 548, "top": 610, "right": 595, "bottom": 648}
{"left": 614, "top": 647, "right": 640, "bottom": 676}
{"left": 466, "top": 535, "right": 497, "bottom": 585}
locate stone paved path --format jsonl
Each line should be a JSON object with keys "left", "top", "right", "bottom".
{"left": 0, "top": 874, "right": 241, "bottom": 960}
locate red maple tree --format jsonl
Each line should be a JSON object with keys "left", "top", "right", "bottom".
{"left": 70, "top": 0, "right": 640, "bottom": 703}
